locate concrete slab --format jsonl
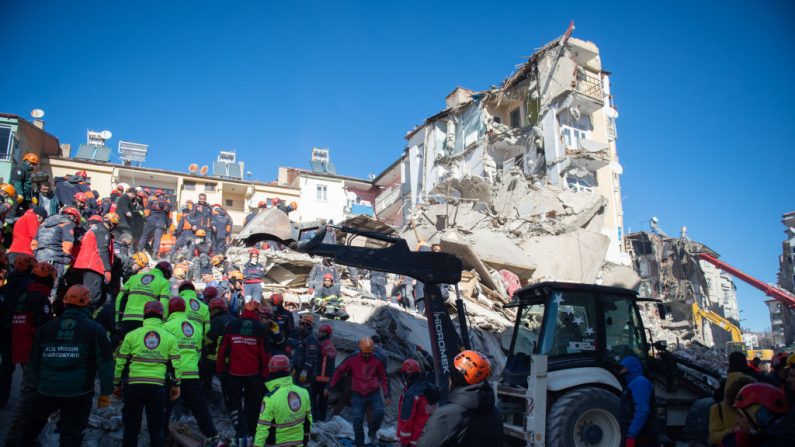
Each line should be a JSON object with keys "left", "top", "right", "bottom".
{"left": 518, "top": 229, "right": 610, "bottom": 283}
{"left": 440, "top": 236, "right": 501, "bottom": 291}
{"left": 469, "top": 229, "right": 537, "bottom": 279}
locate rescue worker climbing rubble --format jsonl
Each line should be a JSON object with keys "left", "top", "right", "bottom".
{"left": 313, "top": 272, "right": 348, "bottom": 320}
{"left": 293, "top": 313, "right": 320, "bottom": 389}
{"left": 242, "top": 247, "right": 265, "bottom": 303}
{"left": 139, "top": 189, "right": 171, "bottom": 256}
{"left": 115, "top": 260, "right": 173, "bottom": 344}
{"left": 201, "top": 297, "right": 235, "bottom": 395}
{"left": 311, "top": 323, "right": 337, "bottom": 422}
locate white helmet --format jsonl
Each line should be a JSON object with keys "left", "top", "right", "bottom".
{"left": 116, "top": 182, "right": 130, "bottom": 192}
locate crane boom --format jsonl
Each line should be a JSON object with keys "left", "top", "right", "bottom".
{"left": 698, "top": 253, "right": 795, "bottom": 308}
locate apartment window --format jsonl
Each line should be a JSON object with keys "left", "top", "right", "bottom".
{"left": 560, "top": 110, "right": 592, "bottom": 149}
{"left": 225, "top": 199, "right": 233, "bottom": 207}
{"left": 510, "top": 108, "right": 522, "bottom": 128}
{"left": 316, "top": 184, "right": 328, "bottom": 202}
{"left": 494, "top": 116, "right": 502, "bottom": 124}
{"left": 204, "top": 183, "right": 216, "bottom": 192}
{"left": 183, "top": 181, "right": 196, "bottom": 191}
{"left": 0, "top": 126, "right": 12, "bottom": 161}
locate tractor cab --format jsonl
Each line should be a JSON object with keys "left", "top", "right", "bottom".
{"left": 502, "top": 282, "right": 648, "bottom": 385}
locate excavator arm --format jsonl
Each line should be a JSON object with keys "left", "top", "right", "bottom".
{"left": 691, "top": 302, "right": 743, "bottom": 343}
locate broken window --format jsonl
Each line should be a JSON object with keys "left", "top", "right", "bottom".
{"left": 566, "top": 170, "right": 597, "bottom": 192}
{"left": 453, "top": 101, "right": 485, "bottom": 154}
{"left": 559, "top": 109, "right": 592, "bottom": 149}
{"left": 316, "top": 184, "right": 328, "bottom": 202}
{"left": 510, "top": 107, "right": 521, "bottom": 128}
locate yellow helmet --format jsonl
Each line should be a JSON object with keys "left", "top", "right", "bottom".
{"left": 195, "top": 229, "right": 207, "bottom": 237}
{"left": 228, "top": 270, "right": 244, "bottom": 280}
{"left": 132, "top": 252, "right": 150, "bottom": 268}
{"left": 173, "top": 266, "right": 187, "bottom": 279}
{"left": 103, "top": 212, "right": 120, "bottom": 225}
{"left": 211, "top": 254, "right": 225, "bottom": 266}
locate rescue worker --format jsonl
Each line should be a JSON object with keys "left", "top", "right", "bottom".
{"left": 722, "top": 382, "right": 793, "bottom": 446}
{"left": 178, "top": 281, "right": 211, "bottom": 338}
{"left": 211, "top": 205, "right": 233, "bottom": 254}
{"left": 16, "top": 285, "right": 114, "bottom": 447}
{"left": 139, "top": 189, "right": 171, "bottom": 256}
{"left": 0, "top": 183, "right": 18, "bottom": 226}
{"left": 257, "top": 306, "right": 286, "bottom": 354}
{"left": 7, "top": 206, "right": 46, "bottom": 269}
{"left": 115, "top": 261, "right": 173, "bottom": 342}
{"left": 10, "top": 153, "right": 38, "bottom": 208}
{"left": 163, "top": 296, "right": 221, "bottom": 443}
{"left": 217, "top": 300, "right": 270, "bottom": 444}
{"left": 114, "top": 188, "right": 137, "bottom": 242}
{"left": 34, "top": 183, "right": 59, "bottom": 217}
{"left": 391, "top": 275, "right": 414, "bottom": 310}
{"left": 307, "top": 258, "right": 337, "bottom": 291}
{"left": 244, "top": 201, "right": 267, "bottom": 227}
{"left": 130, "top": 189, "right": 147, "bottom": 247}
{"left": 312, "top": 323, "right": 337, "bottom": 422}
{"left": 708, "top": 372, "right": 756, "bottom": 446}
{"left": 99, "top": 188, "right": 120, "bottom": 216}
{"left": 32, "top": 206, "right": 80, "bottom": 281}
{"left": 618, "top": 356, "right": 657, "bottom": 447}
{"left": 201, "top": 297, "right": 235, "bottom": 395}
{"left": 369, "top": 270, "right": 387, "bottom": 301}
{"left": 293, "top": 313, "right": 320, "bottom": 387}
{"left": 398, "top": 359, "right": 439, "bottom": 447}
{"left": 241, "top": 248, "right": 265, "bottom": 302}
{"left": 0, "top": 254, "right": 38, "bottom": 407}
{"left": 73, "top": 212, "right": 118, "bottom": 309}
{"left": 170, "top": 205, "right": 196, "bottom": 259}
{"left": 416, "top": 350, "right": 503, "bottom": 447}
{"left": 270, "top": 293, "right": 294, "bottom": 337}
{"left": 114, "top": 301, "right": 182, "bottom": 447}
{"left": 73, "top": 192, "right": 92, "bottom": 220}
{"left": 191, "top": 193, "right": 213, "bottom": 235}
{"left": 328, "top": 337, "right": 390, "bottom": 447}
{"left": 227, "top": 270, "right": 246, "bottom": 316}
{"left": 314, "top": 273, "right": 349, "bottom": 320}
{"left": 254, "top": 355, "right": 313, "bottom": 447}
{"left": 123, "top": 251, "right": 149, "bottom": 285}
{"left": 188, "top": 229, "right": 212, "bottom": 261}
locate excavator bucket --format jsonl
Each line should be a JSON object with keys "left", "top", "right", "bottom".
{"left": 236, "top": 208, "right": 298, "bottom": 246}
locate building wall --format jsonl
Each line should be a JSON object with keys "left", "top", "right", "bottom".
{"left": 774, "top": 212, "right": 795, "bottom": 346}
{"left": 298, "top": 173, "right": 346, "bottom": 224}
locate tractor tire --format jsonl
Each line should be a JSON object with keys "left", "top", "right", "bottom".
{"left": 546, "top": 387, "right": 622, "bottom": 447}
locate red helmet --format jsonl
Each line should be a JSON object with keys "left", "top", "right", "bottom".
{"left": 323, "top": 273, "right": 334, "bottom": 281}
{"left": 257, "top": 201, "right": 267, "bottom": 208}
{"left": 733, "top": 383, "right": 790, "bottom": 414}
{"left": 271, "top": 293, "right": 284, "bottom": 306}
{"left": 88, "top": 215, "right": 103, "bottom": 222}
{"left": 155, "top": 261, "right": 173, "bottom": 279}
{"left": 453, "top": 350, "right": 492, "bottom": 385}
{"left": 168, "top": 296, "right": 186, "bottom": 313}
{"left": 209, "top": 298, "right": 228, "bottom": 312}
{"left": 73, "top": 192, "right": 87, "bottom": 203}
{"left": 319, "top": 323, "right": 333, "bottom": 336}
{"left": 144, "top": 301, "right": 164, "bottom": 317}
{"left": 402, "top": 359, "right": 422, "bottom": 375}
{"left": 248, "top": 247, "right": 260, "bottom": 256}
{"left": 64, "top": 285, "right": 90, "bottom": 307}
{"left": 178, "top": 281, "right": 195, "bottom": 292}
{"left": 203, "top": 286, "right": 218, "bottom": 300}
{"left": 61, "top": 206, "right": 81, "bottom": 222}
{"left": 75, "top": 170, "right": 87, "bottom": 178}
{"left": 272, "top": 198, "right": 282, "bottom": 206}
{"left": 154, "top": 189, "right": 164, "bottom": 195}
{"left": 269, "top": 355, "right": 291, "bottom": 372}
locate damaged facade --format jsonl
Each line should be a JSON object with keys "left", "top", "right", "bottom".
{"left": 374, "top": 35, "right": 626, "bottom": 265}
{"left": 772, "top": 211, "right": 795, "bottom": 346}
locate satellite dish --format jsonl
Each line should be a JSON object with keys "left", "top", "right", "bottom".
{"left": 188, "top": 163, "right": 198, "bottom": 173}
{"left": 651, "top": 216, "right": 659, "bottom": 224}
{"left": 31, "top": 109, "right": 45, "bottom": 119}
{"left": 200, "top": 165, "right": 209, "bottom": 175}
{"left": 100, "top": 130, "right": 112, "bottom": 140}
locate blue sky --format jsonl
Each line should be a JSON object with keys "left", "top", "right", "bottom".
{"left": 2, "top": 1, "right": 793, "bottom": 331}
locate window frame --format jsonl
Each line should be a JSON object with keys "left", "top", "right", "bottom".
{"left": 316, "top": 184, "right": 328, "bottom": 202}
{"left": 0, "top": 125, "right": 13, "bottom": 162}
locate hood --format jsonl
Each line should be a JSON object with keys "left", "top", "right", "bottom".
{"left": 448, "top": 381, "right": 495, "bottom": 413}
{"left": 43, "top": 214, "right": 71, "bottom": 228}
{"left": 620, "top": 356, "right": 644, "bottom": 381}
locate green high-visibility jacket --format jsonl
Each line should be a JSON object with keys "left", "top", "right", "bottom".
{"left": 163, "top": 312, "right": 201, "bottom": 380}
{"left": 179, "top": 289, "right": 210, "bottom": 340}
{"left": 114, "top": 317, "right": 182, "bottom": 387}
{"left": 255, "top": 375, "right": 312, "bottom": 447}
{"left": 116, "top": 269, "right": 171, "bottom": 323}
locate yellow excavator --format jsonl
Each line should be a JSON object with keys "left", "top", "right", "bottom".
{"left": 691, "top": 302, "right": 746, "bottom": 354}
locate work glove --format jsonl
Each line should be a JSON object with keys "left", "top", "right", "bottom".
{"left": 32, "top": 197, "right": 38, "bottom": 205}
{"left": 625, "top": 437, "right": 636, "bottom": 447}
{"left": 270, "top": 321, "right": 280, "bottom": 335}
{"left": 97, "top": 395, "right": 111, "bottom": 408}
{"left": 299, "top": 370, "right": 308, "bottom": 384}
{"left": 112, "top": 386, "right": 123, "bottom": 399}
{"left": 104, "top": 271, "right": 112, "bottom": 283}
{"left": 169, "top": 386, "right": 181, "bottom": 401}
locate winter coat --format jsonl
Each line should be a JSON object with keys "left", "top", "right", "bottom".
{"left": 203, "top": 311, "right": 235, "bottom": 362}
{"left": 36, "top": 191, "right": 60, "bottom": 217}
{"left": 211, "top": 210, "right": 232, "bottom": 239}
{"left": 619, "top": 356, "right": 657, "bottom": 443}
{"left": 32, "top": 213, "right": 75, "bottom": 264}
{"left": 114, "top": 194, "right": 135, "bottom": 233}
{"left": 242, "top": 262, "right": 265, "bottom": 283}
{"left": 330, "top": 352, "right": 388, "bottom": 397}
{"left": 9, "top": 209, "right": 40, "bottom": 255}
{"left": 399, "top": 379, "right": 438, "bottom": 446}
{"left": 315, "top": 336, "right": 337, "bottom": 383}
{"left": 272, "top": 306, "right": 294, "bottom": 338}
{"left": 293, "top": 332, "right": 320, "bottom": 381}
{"left": 191, "top": 202, "right": 212, "bottom": 229}
{"left": 115, "top": 317, "right": 182, "bottom": 386}
{"left": 10, "top": 282, "right": 53, "bottom": 364}
{"left": 709, "top": 372, "right": 756, "bottom": 446}
{"left": 416, "top": 381, "right": 503, "bottom": 447}
{"left": 163, "top": 312, "right": 201, "bottom": 380}
{"left": 10, "top": 163, "right": 33, "bottom": 202}
{"left": 216, "top": 310, "right": 270, "bottom": 377}
{"left": 145, "top": 197, "right": 171, "bottom": 224}
{"left": 73, "top": 222, "right": 114, "bottom": 275}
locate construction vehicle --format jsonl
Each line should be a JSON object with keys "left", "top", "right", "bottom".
{"left": 241, "top": 220, "right": 719, "bottom": 446}
{"left": 691, "top": 301, "right": 746, "bottom": 354}
{"left": 698, "top": 252, "right": 795, "bottom": 308}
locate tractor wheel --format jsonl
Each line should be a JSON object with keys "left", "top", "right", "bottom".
{"left": 546, "top": 387, "right": 622, "bottom": 447}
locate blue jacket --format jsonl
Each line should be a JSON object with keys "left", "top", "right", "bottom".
{"left": 619, "top": 356, "right": 654, "bottom": 439}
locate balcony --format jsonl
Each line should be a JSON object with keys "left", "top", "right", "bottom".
{"left": 575, "top": 70, "right": 603, "bottom": 101}
{"left": 375, "top": 185, "right": 402, "bottom": 215}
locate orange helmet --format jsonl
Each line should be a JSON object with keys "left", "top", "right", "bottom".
{"left": 132, "top": 252, "right": 150, "bottom": 268}
{"left": 211, "top": 254, "right": 225, "bottom": 266}
{"left": 290, "top": 201, "right": 298, "bottom": 210}
{"left": 228, "top": 270, "right": 244, "bottom": 281}
{"left": 271, "top": 293, "right": 284, "bottom": 306}
{"left": 244, "top": 300, "right": 261, "bottom": 312}
{"left": 323, "top": 273, "right": 334, "bottom": 282}
{"left": 64, "top": 285, "right": 91, "bottom": 307}
{"left": 13, "top": 253, "right": 36, "bottom": 272}
{"left": 1, "top": 184, "right": 16, "bottom": 197}
{"left": 734, "top": 383, "right": 790, "bottom": 416}
{"left": 23, "top": 153, "right": 40, "bottom": 165}
{"left": 32, "top": 262, "right": 57, "bottom": 281}
{"left": 359, "top": 337, "right": 374, "bottom": 354}
{"left": 453, "top": 350, "right": 491, "bottom": 385}
{"left": 103, "top": 212, "right": 119, "bottom": 225}
{"left": 195, "top": 229, "right": 207, "bottom": 237}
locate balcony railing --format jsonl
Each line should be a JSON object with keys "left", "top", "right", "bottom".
{"left": 575, "top": 70, "right": 603, "bottom": 101}
{"left": 375, "top": 185, "right": 402, "bottom": 214}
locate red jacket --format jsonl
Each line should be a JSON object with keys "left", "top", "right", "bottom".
{"left": 11, "top": 282, "right": 53, "bottom": 364}
{"left": 216, "top": 311, "right": 270, "bottom": 377}
{"left": 398, "top": 380, "right": 437, "bottom": 446}
{"left": 73, "top": 222, "right": 114, "bottom": 274}
{"left": 330, "top": 352, "right": 388, "bottom": 397}
{"left": 316, "top": 337, "right": 337, "bottom": 383}
{"left": 9, "top": 209, "right": 40, "bottom": 255}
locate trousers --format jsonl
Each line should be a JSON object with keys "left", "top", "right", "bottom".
{"left": 18, "top": 391, "right": 93, "bottom": 447}
{"left": 122, "top": 383, "right": 167, "bottom": 447}
{"left": 223, "top": 374, "right": 264, "bottom": 437}
{"left": 351, "top": 391, "right": 385, "bottom": 446}
{"left": 165, "top": 379, "right": 217, "bottom": 437}
{"left": 139, "top": 220, "right": 165, "bottom": 256}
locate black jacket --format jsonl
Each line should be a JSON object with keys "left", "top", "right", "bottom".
{"left": 33, "top": 214, "right": 75, "bottom": 264}
{"left": 416, "top": 381, "right": 504, "bottom": 447}
{"left": 114, "top": 195, "right": 135, "bottom": 233}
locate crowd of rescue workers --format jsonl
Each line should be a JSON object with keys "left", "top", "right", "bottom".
{"left": 0, "top": 154, "right": 794, "bottom": 447}
{"left": 0, "top": 154, "right": 504, "bottom": 447}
